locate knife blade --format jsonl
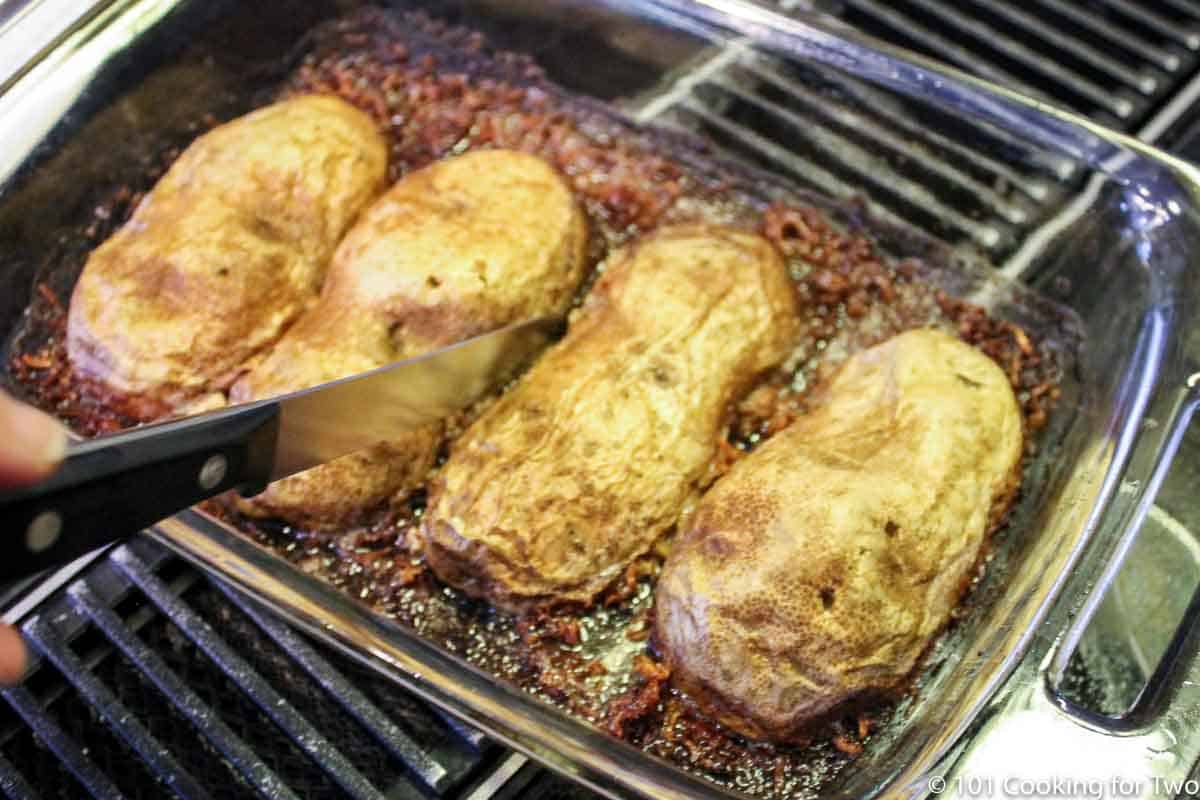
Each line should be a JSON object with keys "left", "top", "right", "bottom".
{"left": 0, "top": 317, "right": 558, "bottom": 581}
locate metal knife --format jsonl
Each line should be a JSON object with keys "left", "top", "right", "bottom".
{"left": 0, "top": 317, "right": 558, "bottom": 581}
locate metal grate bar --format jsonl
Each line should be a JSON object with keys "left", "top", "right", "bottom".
{"left": 1094, "top": 0, "right": 1200, "bottom": 49}
{"left": 840, "top": 0, "right": 1045, "bottom": 99}
{"left": 668, "top": 99, "right": 843, "bottom": 195}
{"left": 0, "top": 751, "right": 37, "bottom": 799}
{"left": 894, "top": 0, "right": 1135, "bottom": 118}
{"left": 2, "top": 685, "right": 125, "bottom": 800}
{"left": 212, "top": 580, "right": 456, "bottom": 795}
{"left": 67, "top": 581, "right": 301, "bottom": 800}
{"left": 111, "top": 546, "right": 387, "bottom": 800}
{"left": 668, "top": 99, "right": 916, "bottom": 231}
{"left": 758, "top": 59, "right": 1062, "bottom": 199}
{"left": 1156, "top": 0, "right": 1200, "bottom": 20}
{"left": 439, "top": 714, "right": 487, "bottom": 752}
{"left": 1025, "top": 0, "right": 1184, "bottom": 72}
{"left": 688, "top": 83, "right": 1008, "bottom": 250}
{"left": 733, "top": 59, "right": 1034, "bottom": 224}
{"left": 963, "top": 0, "right": 1162, "bottom": 95}
{"left": 22, "top": 616, "right": 212, "bottom": 800}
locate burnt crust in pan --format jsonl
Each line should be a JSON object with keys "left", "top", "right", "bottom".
{"left": 6, "top": 8, "right": 1068, "bottom": 797}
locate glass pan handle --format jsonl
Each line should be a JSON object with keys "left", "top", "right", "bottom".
{"left": 1046, "top": 378, "right": 1200, "bottom": 732}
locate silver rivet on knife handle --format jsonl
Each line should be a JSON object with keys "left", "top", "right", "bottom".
{"left": 198, "top": 454, "right": 228, "bottom": 490}
{"left": 26, "top": 510, "right": 63, "bottom": 553}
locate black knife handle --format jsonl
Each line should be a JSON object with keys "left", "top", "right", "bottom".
{"left": 0, "top": 402, "right": 280, "bottom": 581}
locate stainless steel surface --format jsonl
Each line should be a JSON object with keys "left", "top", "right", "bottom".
{"left": 0, "top": 0, "right": 119, "bottom": 92}
{"left": 265, "top": 318, "right": 555, "bottom": 481}
{"left": 0, "top": 0, "right": 180, "bottom": 187}
{"left": 2, "top": 0, "right": 1200, "bottom": 797}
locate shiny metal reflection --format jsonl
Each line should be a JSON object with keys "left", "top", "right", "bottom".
{"left": 267, "top": 318, "right": 558, "bottom": 481}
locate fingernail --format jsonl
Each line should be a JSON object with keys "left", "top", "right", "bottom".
{"left": 9, "top": 402, "right": 67, "bottom": 470}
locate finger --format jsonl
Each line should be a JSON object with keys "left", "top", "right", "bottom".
{"left": 0, "top": 392, "right": 67, "bottom": 488}
{"left": 0, "top": 624, "right": 27, "bottom": 686}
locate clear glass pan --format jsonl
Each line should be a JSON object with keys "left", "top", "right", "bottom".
{"left": 1, "top": 0, "right": 1199, "bottom": 796}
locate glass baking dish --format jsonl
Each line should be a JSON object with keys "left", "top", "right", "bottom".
{"left": 2, "top": 0, "right": 1199, "bottom": 797}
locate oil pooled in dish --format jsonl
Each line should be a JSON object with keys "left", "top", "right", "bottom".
{"left": 229, "top": 148, "right": 588, "bottom": 530}
{"left": 419, "top": 224, "right": 799, "bottom": 611}
{"left": 656, "top": 328, "right": 1023, "bottom": 742}
{"left": 67, "top": 96, "right": 387, "bottom": 420}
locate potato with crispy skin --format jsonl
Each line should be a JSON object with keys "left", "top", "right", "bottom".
{"left": 67, "top": 95, "right": 388, "bottom": 419}
{"left": 655, "top": 328, "right": 1023, "bottom": 741}
{"left": 419, "top": 224, "right": 799, "bottom": 611}
{"left": 229, "top": 149, "right": 588, "bottom": 529}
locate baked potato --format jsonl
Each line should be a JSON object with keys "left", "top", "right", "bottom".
{"left": 655, "top": 328, "right": 1023, "bottom": 741}
{"left": 68, "top": 95, "right": 388, "bottom": 419}
{"left": 230, "top": 149, "right": 588, "bottom": 529}
{"left": 419, "top": 224, "right": 799, "bottom": 610}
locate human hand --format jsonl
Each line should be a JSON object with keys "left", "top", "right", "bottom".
{"left": 0, "top": 391, "right": 68, "bottom": 685}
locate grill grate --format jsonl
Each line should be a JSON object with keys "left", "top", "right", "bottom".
{"left": 0, "top": 537, "right": 499, "bottom": 799}
{"left": 628, "top": 0, "right": 1200, "bottom": 262}
{"left": 633, "top": 43, "right": 1073, "bottom": 260}
{"left": 820, "top": 0, "right": 1200, "bottom": 127}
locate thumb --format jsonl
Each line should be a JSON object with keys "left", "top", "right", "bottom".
{"left": 0, "top": 392, "right": 67, "bottom": 488}
{"left": 0, "top": 624, "right": 26, "bottom": 686}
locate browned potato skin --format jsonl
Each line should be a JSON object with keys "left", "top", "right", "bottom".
{"left": 419, "top": 225, "right": 799, "bottom": 611}
{"left": 656, "top": 329, "right": 1023, "bottom": 741}
{"left": 230, "top": 149, "right": 588, "bottom": 529}
{"left": 67, "top": 96, "right": 388, "bottom": 419}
